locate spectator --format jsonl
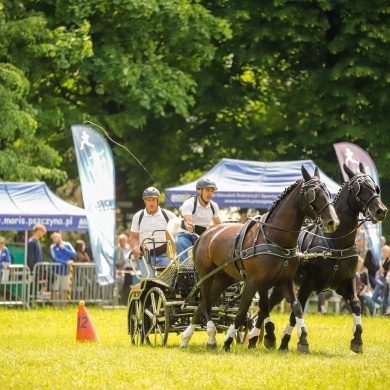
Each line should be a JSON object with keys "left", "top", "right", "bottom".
{"left": 74, "top": 240, "right": 92, "bottom": 263}
{"left": 363, "top": 247, "right": 379, "bottom": 289}
{"left": 0, "top": 237, "right": 11, "bottom": 282}
{"left": 385, "top": 270, "right": 390, "bottom": 316}
{"left": 356, "top": 256, "right": 374, "bottom": 316}
{"left": 115, "top": 234, "right": 131, "bottom": 270}
{"left": 355, "top": 226, "right": 367, "bottom": 258}
{"left": 372, "top": 245, "right": 390, "bottom": 315}
{"left": 115, "top": 233, "right": 133, "bottom": 305}
{"left": 50, "top": 232, "right": 76, "bottom": 309}
{"left": 27, "top": 223, "right": 48, "bottom": 299}
{"left": 317, "top": 291, "right": 333, "bottom": 314}
{"left": 175, "top": 179, "right": 222, "bottom": 263}
{"left": 129, "top": 187, "right": 176, "bottom": 277}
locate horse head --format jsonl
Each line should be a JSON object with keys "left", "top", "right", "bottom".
{"left": 300, "top": 165, "right": 340, "bottom": 233}
{"left": 343, "top": 163, "right": 388, "bottom": 224}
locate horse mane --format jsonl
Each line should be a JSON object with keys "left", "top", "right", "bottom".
{"left": 267, "top": 179, "right": 303, "bottom": 214}
{"left": 332, "top": 181, "right": 347, "bottom": 205}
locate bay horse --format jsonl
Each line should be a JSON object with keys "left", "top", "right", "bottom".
{"left": 249, "top": 163, "right": 387, "bottom": 353}
{"left": 179, "top": 165, "right": 340, "bottom": 352}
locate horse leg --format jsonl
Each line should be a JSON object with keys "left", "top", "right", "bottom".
{"left": 205, "top": 275, "right": 235, "bottom": 349}
{"left": 223, "top": 281, "right": 258, "bottom": 352}
{"left": 248, "top": 287, "right": 283, "bottom": 349}
{"left": 337, "top": 281, "right": 363, "bottom": 353}
{"left": 281, "top": 280, "right": 309, "bottom": 353}
{"left": 248, "top": 290, "right": 270, "bottom": 349}
{"left": 180, "top": 273, "right": 234, "bottom": 349}
{"left": 179, "top": 275, "right": 214, "bottom": 349}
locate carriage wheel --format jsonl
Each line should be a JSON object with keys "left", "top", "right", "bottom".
{"left": 143, "top": 287, "right": 169, "bottom": 346}
{"left": 128, "top": 299, "right": 143, "bottom": 346}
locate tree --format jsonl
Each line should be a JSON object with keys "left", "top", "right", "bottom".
{"left": 0, "top": 4, "right": 66, "bottom": 183}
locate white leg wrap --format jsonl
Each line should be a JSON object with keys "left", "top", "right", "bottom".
{"left": 223, "top": 324, "right": 237, "bottom": 342}
{"left": 248, "top": 327, "right": 261, "bottom": 339}
{"left": 296, "top": 317, "right": 305, "bottom": 338}
{"left": 179, "top": 324, "right": 196, "bottom": 348}
{"left": 282, "top": 324, "right": 294, "bottom": 338}
{"left": 207, "top": 321, "right": 217, "bottom": 346}
{"left": 353, "top": 314, "right": 362, "bottom": 333}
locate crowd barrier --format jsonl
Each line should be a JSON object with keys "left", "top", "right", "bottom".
{"left": 0, "top": 263, "right": 120, "bottom": 309}
{"left": 0, "top": 264, "right": 31, "bottom": 309}
{"left": 31, "top": 263, "right": 117, "bottom": 307}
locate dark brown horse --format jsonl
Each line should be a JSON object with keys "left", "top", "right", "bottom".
{"left": 249, "top": 163, "right": 387, "bottom": 353}
{"left": 179, "top": 166, "right": 340, "bottom": 351}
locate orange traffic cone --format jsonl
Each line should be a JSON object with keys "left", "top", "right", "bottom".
{"left": 76, "top": 301, "right": 100, "bottom": 342}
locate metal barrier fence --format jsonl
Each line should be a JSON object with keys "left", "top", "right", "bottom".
{"left": 0, "top": 263, "right": 118, "bottom": 308}
{"left": 31, "top": 263, "right": 116, "bottom": 307}
{"left": 0, "top": 264, "right": 31, "bottom": 309}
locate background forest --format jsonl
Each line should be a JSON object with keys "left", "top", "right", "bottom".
{"left": 1, "top": 0, "right": 390, "bottom": 235}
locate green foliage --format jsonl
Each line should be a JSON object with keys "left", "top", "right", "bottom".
{"left": 1, "top": 0, "right": 390, "bottom": 230}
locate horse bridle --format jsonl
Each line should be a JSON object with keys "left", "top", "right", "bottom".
{"left": 348, "top": 173, "right": 380, "bottom": 220}
{"left": 299, "top": 178, "right": 333, "bottom": 229}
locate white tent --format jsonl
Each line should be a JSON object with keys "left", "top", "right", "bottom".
{"left": 165, "top": 158, "right": 341, "bottom": 209}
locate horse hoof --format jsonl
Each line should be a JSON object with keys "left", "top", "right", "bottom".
{"left": 222, "top": 345, "right": 231, "bottom": 352}
{"left": 350, "top": 341, "right": 363, "bottom": 354}
{"left": 206, "top": 342, "right": 217, "bottom": 350}
{"left": 297, "top": 343, "right": 310, "bottom": 354}
{"left": 264, "top": 338, "right": 276, "bottom": 350}
{"left": 248, "top": 339, "right": 257, "bottom": 349}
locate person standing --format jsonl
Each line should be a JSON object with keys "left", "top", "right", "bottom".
{"left": 0, "top": 237, "right": 11, "bottom": 282}
{"left": 27, "top": 223, "right": 48, "bottom": 299}
{"left": 129, "top": 187, "right": 176, "bottom": 277}
{"left": 74, "top": 240, "right": 92, "bottom": 263}
{"left": 50, "top": 232, "right": 76, "bottom": 309}
{"left": 372, "top": 245, "right": 390, "bottom": 315}
{"left": 115, "top": 233, "right": 133, "bottom": 305}
{"left": 175, "top": 179, "right": 222, "bottom": 263}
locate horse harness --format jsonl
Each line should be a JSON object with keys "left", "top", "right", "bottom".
{"left": 182, "top": 216, "right": 298, "bottom": 306}
{"left": 297, "top": 226, "right": 360, "bottom": 286}
{"left": 182, "top": 177, "right": 333, "bottom": 305}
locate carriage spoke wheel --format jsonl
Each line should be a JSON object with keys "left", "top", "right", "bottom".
{"left": 128, "top": 299, "right": 143, "bottom": 346}
{"left": 143, "top": 287, "right": 169, "bottom": 346}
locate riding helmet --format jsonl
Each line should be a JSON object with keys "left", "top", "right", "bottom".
{"left": 142, "top": 187, "right": 160, "bottom": 199}
{"left": 196, "top": 178, "right": 218, "bottom": 190}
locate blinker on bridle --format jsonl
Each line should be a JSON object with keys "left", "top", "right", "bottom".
{"left": 300, "top": 178, "right": 333, "bottom": 229}
{"left": 348, "top": 173, "right": 380, "bottom": 219}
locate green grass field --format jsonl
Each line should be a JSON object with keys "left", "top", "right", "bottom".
{"left": 1, "top": 306, "right": 389, "bottom": 390}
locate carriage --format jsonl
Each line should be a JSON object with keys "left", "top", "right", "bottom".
{"left": 126, "top": 233, "right": 254, "bottom": 347}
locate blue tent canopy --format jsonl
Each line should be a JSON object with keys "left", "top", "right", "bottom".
{"left": 165, "top": 158, "right": 341, "bottom": 209}
{"left": 0, "top": 182, "right": 88, "bottom": 231}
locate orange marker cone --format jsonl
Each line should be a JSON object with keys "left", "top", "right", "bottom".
{"left": 76, "top": 301, "right": 100, "bottom": 342}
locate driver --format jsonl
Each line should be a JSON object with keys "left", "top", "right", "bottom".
{"left": 175, "top": 179, "right": 222, "bottom": 263}
{"left": 129, "top": 187, "right": 176, "bottom": 276}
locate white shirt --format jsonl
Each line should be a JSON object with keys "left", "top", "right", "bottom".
{"left": 178, "top": 196, "right": 220, "bottom": 233}
{"left": 131, "top": 207, "right": 176, "bottom": 250}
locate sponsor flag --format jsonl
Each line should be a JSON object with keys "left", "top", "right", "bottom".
{"left": 71, "top": 124, "right": 116, "bottom": 285}
{"left": 333, "top": 142, "right": 382, "bottom": 265}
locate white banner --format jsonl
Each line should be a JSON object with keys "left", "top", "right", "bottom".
{"left": 71, "top": 124, "right": 116, "bottom": 285}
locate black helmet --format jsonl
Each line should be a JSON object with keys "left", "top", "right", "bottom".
{"left": 196, "top": 178, "right": 218, "bottom": 190}
{"left": 142, "top": 187, "right": 160, "bottom": 199}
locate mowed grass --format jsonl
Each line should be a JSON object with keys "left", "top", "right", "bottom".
{"left": 0, "top": 306, "right": 389, "bottom": 390}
